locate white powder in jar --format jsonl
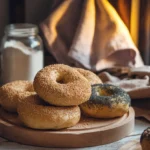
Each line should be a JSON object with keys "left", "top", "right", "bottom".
{"left": 1, "top": 40, "right": 43, "bottom": 84}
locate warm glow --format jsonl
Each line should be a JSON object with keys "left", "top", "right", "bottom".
{"left": 130, "top": 0, "right": 140, "bottom": 46}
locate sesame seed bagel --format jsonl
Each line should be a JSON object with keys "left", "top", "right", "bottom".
{"left": 140, "top": 127, "right": 150, "bottom": 150}
{"left": 17, "top": 94, "right": 81, "bottom": 129}
{"left": 0, "top": 80, "right": 35, "bottom": 112}
{"left": 33, "top": 64, "right": 91, "bottom": 106}
{"left": 75, "top": 68, "right": 102, "bottom": 85}
{"left": 80, "top": 84, "right": 131, "bottom": 118}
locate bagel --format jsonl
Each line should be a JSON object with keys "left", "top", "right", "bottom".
{"left": 140, "top": 127, "right": 150, "bottom": 150}
{"left": 17, "top": 94, "right": 81, "bottom": 129}
{"left": 33, "top": 64, "right": 91, "bottom": 106}
{"left": 75, "top": 68, "right": 102, "bottom": 85}
{"left": 0, "top": 80, "right": 35, "bottom": 112}
{"left": 80, "top": 84, "right": 131, "bottom": 118}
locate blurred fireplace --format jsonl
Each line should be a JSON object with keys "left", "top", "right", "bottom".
{"left": 0, "top": 0, "right": 149, "bottom": 65}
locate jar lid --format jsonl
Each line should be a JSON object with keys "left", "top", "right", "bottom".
{"left": 5, "top": 23, "right": 39, "bottom": 37}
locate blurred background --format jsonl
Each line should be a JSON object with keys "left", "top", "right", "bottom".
{"left": 0, "top": 0, "right": 149, "bottom": 65}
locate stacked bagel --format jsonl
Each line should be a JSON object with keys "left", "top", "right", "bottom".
{"left": 0, "top": 64, "right": 130, "bottom": 130}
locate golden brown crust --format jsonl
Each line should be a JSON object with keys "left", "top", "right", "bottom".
{"left": 33, "top": 64, "right": 91, "bottom": 106}
{"left": 0, "top": 80, "right": 35, "bottom": 112}
{"left": 80, "top": 102, "right": 129, "bottom": 118}
{"left": 80, "top": 84, "right": 130, "bottom": 118}
{"left": 75, "top": 68, "right": 102, "bottom": 85}
{"left": 17, "top": 94, "right": 81, "bottom": 129}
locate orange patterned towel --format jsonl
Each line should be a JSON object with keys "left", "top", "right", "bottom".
{"left": 40, "top": 0, "right": 143, "bottom": 71}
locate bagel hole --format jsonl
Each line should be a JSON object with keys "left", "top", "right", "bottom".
{"left": 57, "top": 79, "right": 65, "bottom": 84}
{"left": 56, "top": 76, "right": 68, "bottom": 84}
{"left": 98, "top": 89, "right": 113, "bottom": 96}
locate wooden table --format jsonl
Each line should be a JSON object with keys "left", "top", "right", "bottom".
{"left": 0, "top": 119, "right": 149, "bottom": 150}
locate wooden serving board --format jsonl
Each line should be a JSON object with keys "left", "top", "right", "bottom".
{"left": 0, "top": 107, "right": 135, "bottom": 148}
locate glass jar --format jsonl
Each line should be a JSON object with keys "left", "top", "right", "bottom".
{"left": 0, "top": 23, "right": 44, "bottom": 85}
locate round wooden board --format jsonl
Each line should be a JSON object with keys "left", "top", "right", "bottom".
{"left": 0, "top": 107, "right": 135, "bottom": 148}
